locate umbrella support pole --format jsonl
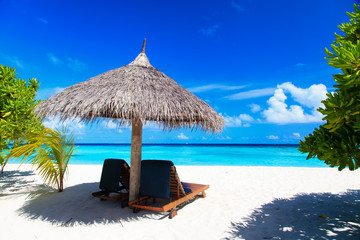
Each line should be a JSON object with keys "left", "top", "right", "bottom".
{"left": 129, "top": 119, "right": 143, "bottom": 201}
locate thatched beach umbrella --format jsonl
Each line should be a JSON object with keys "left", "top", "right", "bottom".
{"left": 36, "top": 40, "right": 224, "bottom": 200}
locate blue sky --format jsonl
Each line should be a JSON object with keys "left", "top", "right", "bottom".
{"left": 1, "top": 0, "right": 358, "bottom": 144}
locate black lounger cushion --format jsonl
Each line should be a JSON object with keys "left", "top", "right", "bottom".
{"left": 99, "top": 159, "right": 125, "bottom": 192}
{"left": 139, "top": 160, "right": 172, "bottom": 198}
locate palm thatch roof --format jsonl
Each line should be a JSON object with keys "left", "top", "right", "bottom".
{"left": 36, "top": 42, "right": 224, "bottom": 134}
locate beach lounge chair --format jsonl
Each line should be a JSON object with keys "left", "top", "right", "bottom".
{"left": 128, "top": 160, "right": 209, "bottom": 218}
{"left": 92, "top": 159, "right": 130, "bottom": 208}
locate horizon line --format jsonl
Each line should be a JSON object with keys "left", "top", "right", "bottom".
{"left": 74, "top": 143, "right": 300, "bottom": 146}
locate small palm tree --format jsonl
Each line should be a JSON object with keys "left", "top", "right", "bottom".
{"left": 4, "top": 127, "right": 77, "bottom": 192}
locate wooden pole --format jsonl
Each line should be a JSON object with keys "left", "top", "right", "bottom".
{"left": 141, "top": 38, "right": 146, "bottom": 53}
{"left": 129, "top": 119, "right": 143, "bottom": 201}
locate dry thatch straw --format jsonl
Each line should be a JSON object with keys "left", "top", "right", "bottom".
{"left": 36, "top": 42, "right": 224, "bottom": 134}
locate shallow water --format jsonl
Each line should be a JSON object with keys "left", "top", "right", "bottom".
{"left": 68, "top": 144, "right": 325, "bottom": 167}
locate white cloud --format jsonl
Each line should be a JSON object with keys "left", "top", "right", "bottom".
{"left": 2, "top": 55, "right": 25, "bottom": 69}
{"left": 226, "top": 88, "right": 276, "bottom": 100}
{"left": 48, "top": 53, "right": 62, "bottom": 65}
{"left": 249, "top": 103, "right": 261, "bottom": 113}
{"left": 279, "top": 82, "right": 327, "bottom": 109}
{"left": 101, "top": 119, "right": 123, "bottom": 133}
{"left": 295, "top": 63, "right": 306, "bottom": 68}
{"left": 231, "top": 1, "right": 245, "bottom": 12}
{"left": 142, "top": 121, "right": 163, "bottom": 131}
{"left": 117, "top": 129, "right": 124, "bottom": 134}
{"left": 293, "top": 132, "right": 301, "bottom": 138}
{"left": 101, "top": 120, "right": 117, "bottom": 129}
{"left": 222, "top": 113, "right": 254, "bottom": 127}
{"left": 43, "top": 117, "right": 85, "bottom": 135}
{"left": 266, "top": 135, "right": 279, "bottom": 140}
{"left": 47, "top": 53, "right": 87, "bottom": 72}
{"left": 177, "top": 133, "right": 189, "bottom": 140}
{"left": 67, "top": 57, "right": 87, "bottom": 72}
{"left": 100, "top": 120, "right": 161, "bottom": 132}
{"left": 37, "top": 87, "right": 66, "bottom": 100}
{"left": 188, "top": 84, "right": 245, "bottom": 93}
{"left": 37, "top": 17, "right": 48, "bottom": 24}
{"left": 238, "top": 114, "right": 254, "bottom": 122}
{"left": 217, "top": 135, "right": 232, "bottom": 140}
{"left": 54, "top": 87, "right": 65, "bottom": 94}
{"left": 200, "top": 24, "right": 220, "bottom": 36}
{"left": 262, "top": 82, "right": 327, "bottom": 124}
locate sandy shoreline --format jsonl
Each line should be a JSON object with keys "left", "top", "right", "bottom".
{"left": 1, "top": 164, "right": 359, "bottom": 239}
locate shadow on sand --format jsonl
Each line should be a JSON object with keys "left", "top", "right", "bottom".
{"left": 226, "top": 190, "right": 360, "bottom": 240}
{"left": 0, "top": 170, "right": 48, "bottom": 197}
{"left": 16, "top": 182, "right": 177, "bottom": 226}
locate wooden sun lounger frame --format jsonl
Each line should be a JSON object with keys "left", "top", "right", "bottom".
{"left": 129, "top": 165, "right": 209, "bottom": 218}
{"left": 92, "top": 160, "right": 130, "bottom": 208}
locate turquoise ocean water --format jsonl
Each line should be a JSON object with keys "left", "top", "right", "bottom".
{"left": 68, "top": 144, "right": 325, "bottom": 167}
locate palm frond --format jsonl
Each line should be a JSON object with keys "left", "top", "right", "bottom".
{"left": 3, "top": 127, "right": 77, "bottom": 192}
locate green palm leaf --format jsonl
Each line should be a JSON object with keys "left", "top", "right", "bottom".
{"left": 2, "top": 127, "right": 77, "bottom": 192}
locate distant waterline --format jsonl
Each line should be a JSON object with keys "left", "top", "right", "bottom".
{"left": 64, "top": 144, "right": 325, "bottom": 167}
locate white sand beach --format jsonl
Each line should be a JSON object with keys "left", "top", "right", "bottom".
{"left": 1, "top": 164, "right": 360, "bottom": 240}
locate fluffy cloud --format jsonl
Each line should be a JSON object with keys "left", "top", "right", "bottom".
{"left": 101, "top": 119, "right": 123, "bottom": 133}
{"left": 279, "top": 82, "right": 327, "bottom": 109}
{"left": 223, "top": 114, "right": 254, "bottom": 127}
{"left": 101, "top": 119, "right": 117, "bottom": 129}
{"left": 37, "top": 87, "right": 65, "bottom": 100}
{"left": 249, "top": 104, "right": 261, "bottom": 113}
{"left": 177, "top": 133, "right": 189, "bottom": 140}
{"left": 47, "top": 53, "right": 63, "bottom": 65}
{"left": 200, "top": 24, "right": 220, "bottom": 36}
{"left": 54, "top": 87, "right": 65, "bottom": 94}
{"left": 262, "top": 82, "right": 327, "bottom": 124}
{"left": 266, "top": 135, "right": 279, "bottom": 140}
{"left": 295, "top": 63, "right": 306, "bottom": 68}
{"left": 43, "top": 117, "right": 85, "bottom": 135}
{"left": 37, "top": 17, "right": 48, "bottom": 24}
{"left": 231, "top": 1, "right": 245, "bottom": 12}
{"left": 217, "top": 135, "right": 232, "bottom": 140}
{"left": 293, "top": 132, "right": 301, "bottom": 138}
{"left": 2, "top": 54, "right": 24, "bottom": 69}
{"left": 47, "top": 53, "right": 87, "bottom": 72}
{"left": 67, "top": 57, "right": 87, "bottom": 72}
